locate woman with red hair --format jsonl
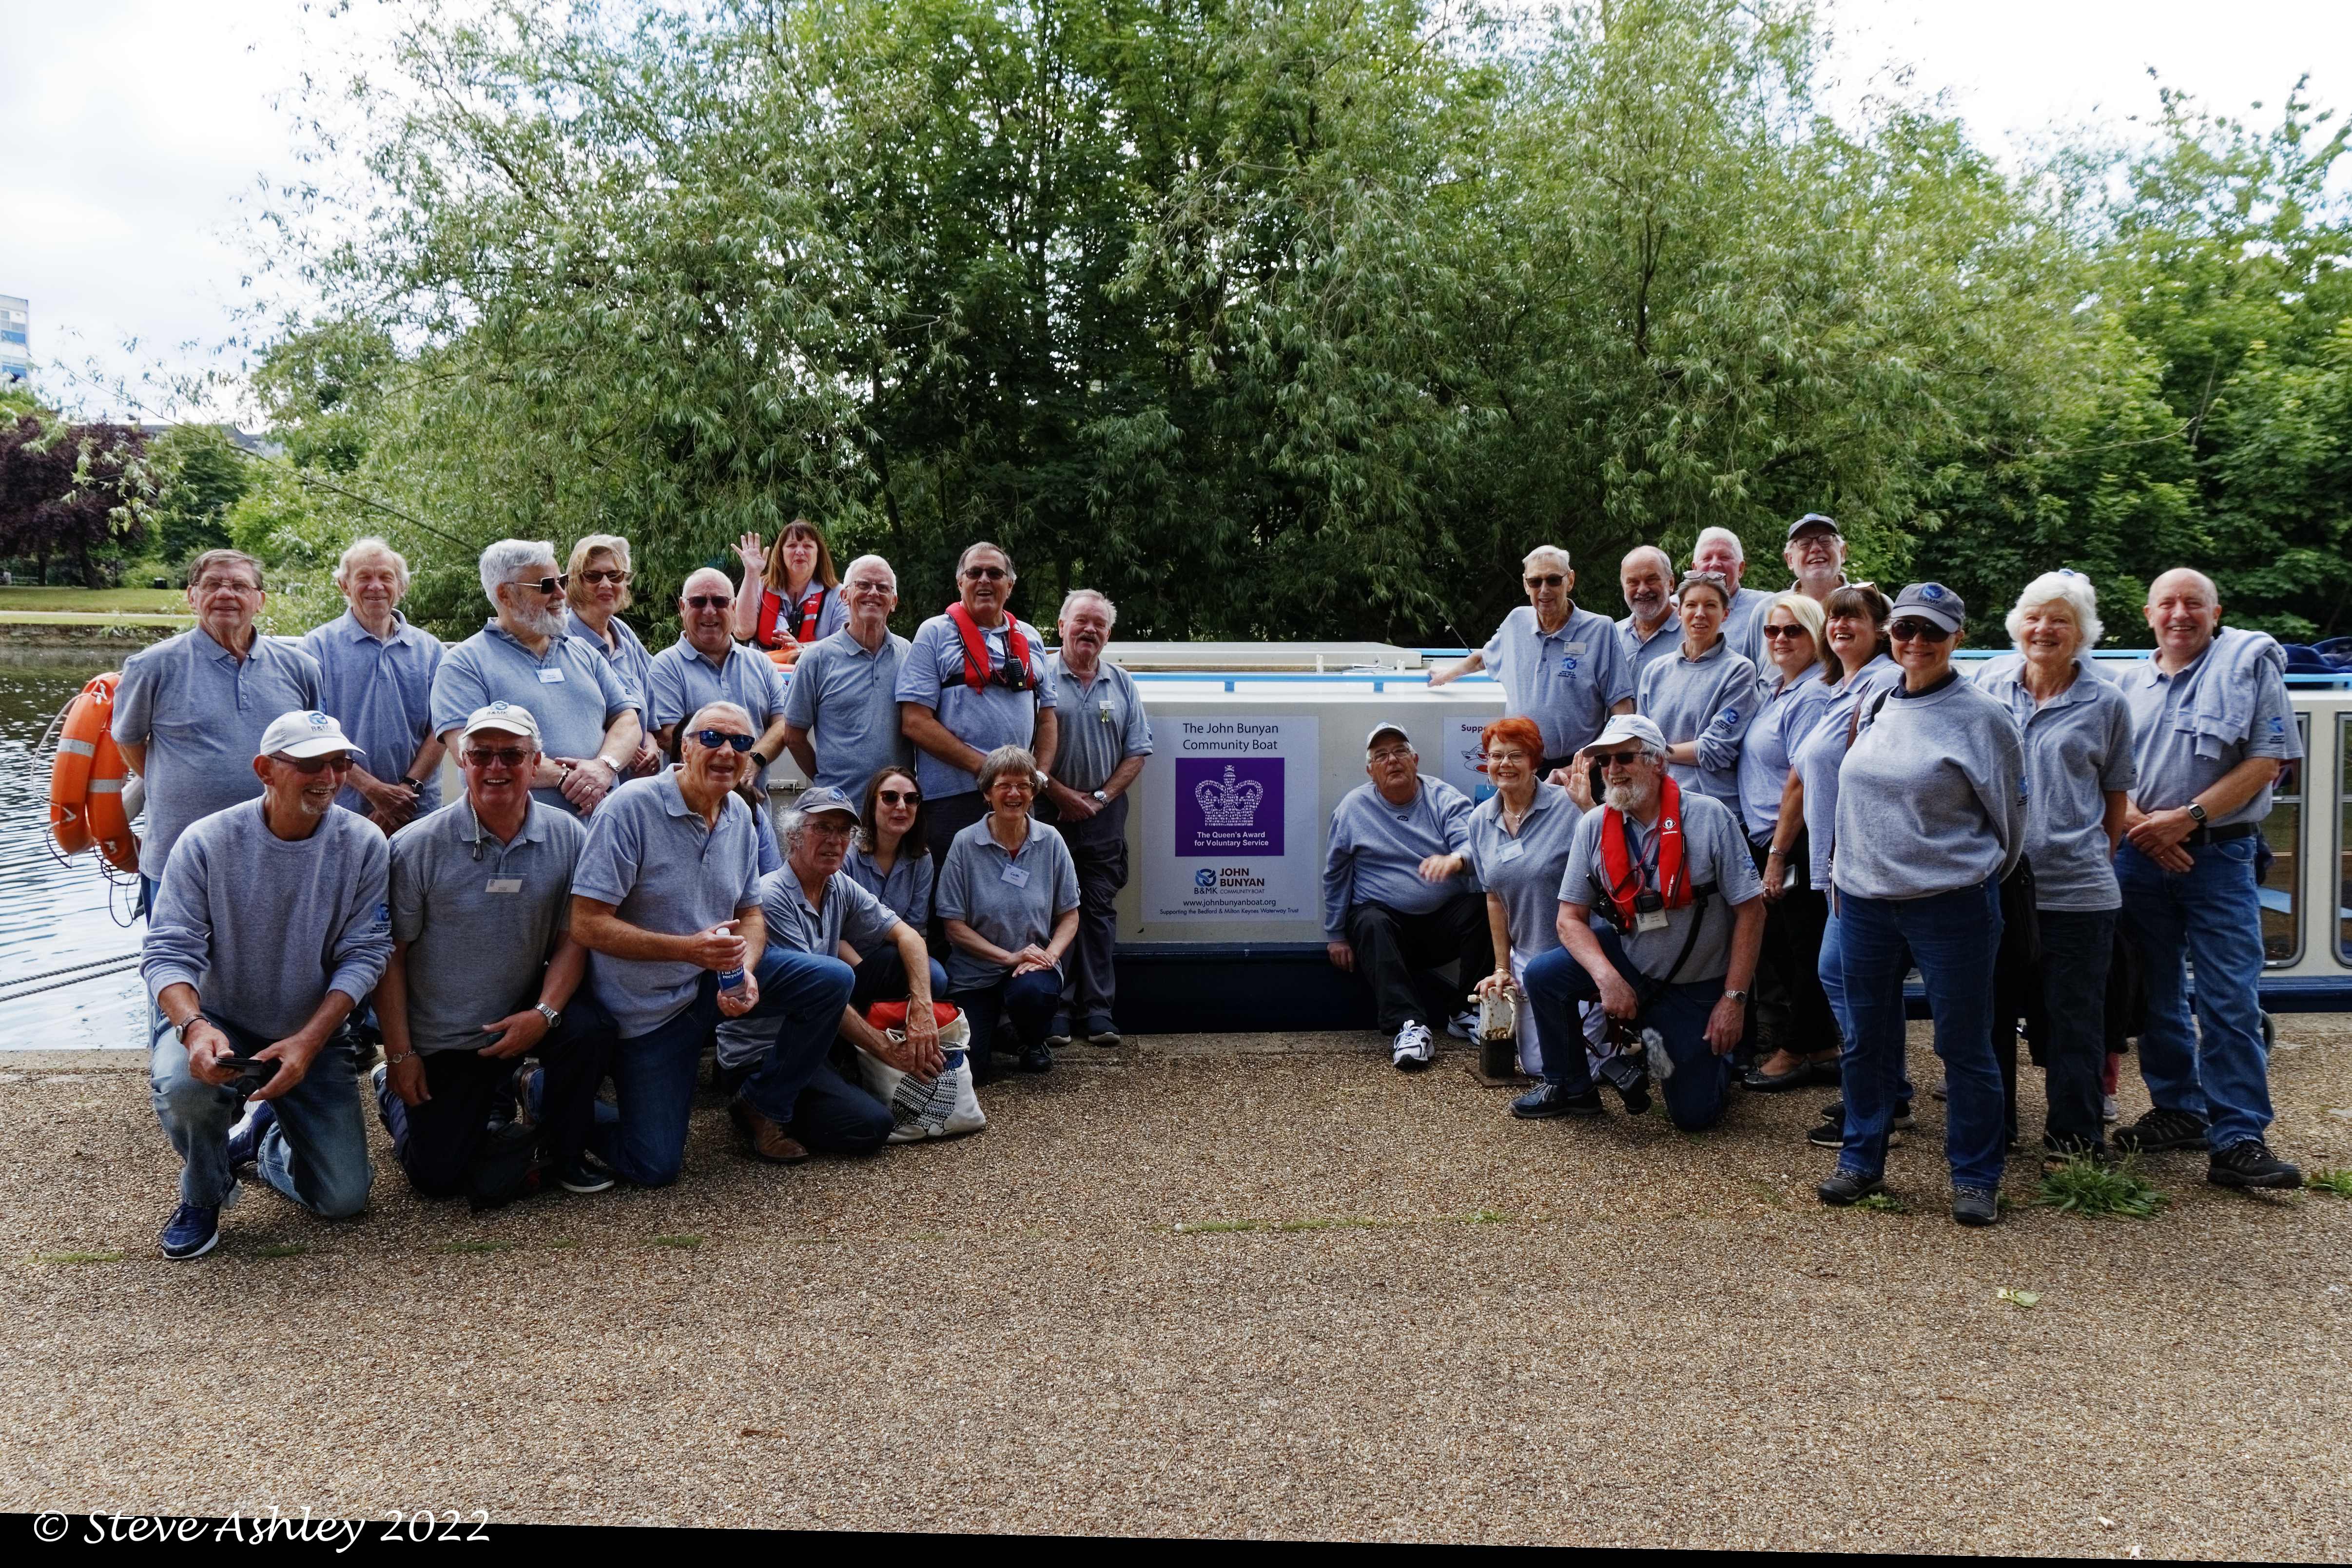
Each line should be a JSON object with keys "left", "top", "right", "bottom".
{"left": 1463, "top": 715, "right": 1581, "bottom": 1084}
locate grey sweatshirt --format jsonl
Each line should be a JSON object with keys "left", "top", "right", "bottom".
{"left": 1831, "top": 673, "right": 2027, "bottom": 900}
{"left": 1636, "top": 636, "right": 1757, "bottom": 804}
{"left": 1322, "top": 775, "right": 1476, "bottom": 937}
{"left": 143, "top": 798, "right": 393, "bottom": 1038}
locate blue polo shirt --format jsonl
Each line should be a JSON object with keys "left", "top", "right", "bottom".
{"left": 571, "top": 770, "right": 763, "bottom": 1040}
{"left": 1480, "top": 604, "right": 1634, "bottom": 761}
{"left": 1044, "top": 654, "right": 1154, "bottom": 794}
{"left": 935, "top": 818, "right": 1082, "bottom": 990}
{"left": 781, "top": 628, "right": 915, "bottom": 797}
{"left": 564, "top": 607, "right": 655, "bottom": 720}
{"left": 894, "top": 612, "right": 1059, "bottom": 799}
{"left": 112, "top": 624, "right": 323, "bottom": 879}
{"left": 301, "top": 609, "right": 445, "bottom": 816}
{"left": 2118, "top": 637, "right": 2300, "bottom": 829}
{"left": 645, "top": 636, "right": 789, "bottom": 788}
{"left": 430, "top": 622, "right": 634, "bottom": 815}
{"left": 1973, "top": 654, "right": 2136, "bottom": 910}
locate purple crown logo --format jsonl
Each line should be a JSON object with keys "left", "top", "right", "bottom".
{"left": 1193, "top": 764, "right": 1264, "bottom": 828}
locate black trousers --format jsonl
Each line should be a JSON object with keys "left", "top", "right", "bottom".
{"left": 377, "top": 993, "right": 616, "bottom": 1203}
{"left": 1036, "top": 792, "right": 1128, "bottom": 1027}
{"left": 1748, "top": 833, "right": 1838, "bottom": 1058}
{"left": 1992, "top": 907, "right": 2116, "bottom": 1152}
{"left": 1345, "top": 891, "right": 1494, "bottom": 1034}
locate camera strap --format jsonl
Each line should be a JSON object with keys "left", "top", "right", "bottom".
{"left": 942, "top": 602, "right": 1034, "bottom": 693}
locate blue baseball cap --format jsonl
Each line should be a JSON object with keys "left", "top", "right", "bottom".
{"left": 795, "top": 784, "right": 860, "bottom": 820}
{"left": 1891, "top": 581, "right": 1965, "bottom": 634}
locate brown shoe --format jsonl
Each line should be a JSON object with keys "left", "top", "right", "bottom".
{"left": 729, "top": 1096, "right": 809, "bottom": 1164}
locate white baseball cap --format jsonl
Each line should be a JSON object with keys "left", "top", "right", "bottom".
{"left": 257, "top": 709, "right": 365, "bottom": 761}
{"left": 459, "top": 700, "right": 544, "bottom": 745}
{"left": 1365, "top": 721, "right": 1412, "bottom": 751}
{"left": 1590, "top": 713, "right": 1668, "bottom": 753}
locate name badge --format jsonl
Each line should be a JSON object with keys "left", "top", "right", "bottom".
{"left": 1098, "top": 699, "right": 1114, "bottom": 724}
{"left": 1635, "top": 907, "right": 1670, "bottom": 933}
{"left": 1497, "top": 839, "right": 1526, "bottom": 863}
{"left": 537, "top": 666, "right": 566, "bottom": 684}
{"left": 486, "top": 877, "right": 524, "bottom": 894}
{"left": 1000, "top": 863, "right": 1030, "bottom": 888}
{"left": 1564, "top": 641, "right": 1587, "bottom": 657}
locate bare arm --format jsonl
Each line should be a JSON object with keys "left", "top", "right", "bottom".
{"left": 780, "top": 722, "right": 818, "bottom": 782}
{"left": 1030, "top": 706, "right": 1060, "bottom": 777}
{"left": 2127, "top": 755, "right": 2281, "bottom": 853}
{"left": 1475, "top": 891, "right": 1513, "bottom": 996}
{"left": 1426, "top": 650, "right": 1484, "bottom": 688}
{"left": 1556, "top": 900, "right": 1639, "bottom": 1021}
{"left": 2101, "top": 788, "right": 2130, "bottom": 856}
{"left": 753, "top": 713, "right": 792, "bottom": 776}
{"left": 118, "top": 739, "right": 147, "bottom": 776}
{"left": 569, "top": 895, "right": 743, "bottom": 968}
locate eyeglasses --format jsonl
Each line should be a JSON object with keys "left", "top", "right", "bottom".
{"left": 272, "top": 752, "right": 353, "bottom": 775}
{"left": 804, "top": 817, "right": 856, "bottom": 838}
{"left": 581, "top": 568, "right": 629, "bottom": 586}
{"left": 1524, "top": 574, "right": 1566, "bottom": 588}
{"left": 845, "top": 578, "right": 895, "bottom": 595}
{"left": 1368, "top": 746, "right": 1415, "bottom": 764}
{"left": 1761, "top": 624, "right": 1808, "bottom": 639}
{"left": 1485, "top": 750, "right": 1532, "bottom": 766}
{"left": 464, "top": 747, "right": 534, "bottom": 768}
{"left": 684, "top": 594, "right": 734, "bottom": 611}
{"left": 1889, "top": 619, "right": 1953, "bottom": 643}
{"left": 876, "top": 789, "right": 919, "bottom": 805}
{"left": 961, "top": 566, "right": 1008, "bottom": 581}
{"left": 690, "top": 729, "right": 757, "bottom": 753}
{"left": 194, "top": 577, "right": 263, "bottom": 594}
{"left": 511, "top": 574, "right": 569, "bottom": 597}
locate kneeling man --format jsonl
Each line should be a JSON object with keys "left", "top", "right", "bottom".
{"left": 375, "top": 701, "right": 620, "bottom": 1203}
{"left": 1516, "top": 715, "right": 1763, "bottom": 1128}
{"left": 145, "top": 710, "right": 391, "bottom": 1258}
{"left": 716, "top": 785, "right": 947, "bottom": 1152}
{"left": 569, "top": 702, "right": 851, "bottom": 1183}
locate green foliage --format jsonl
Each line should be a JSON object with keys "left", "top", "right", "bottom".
{"left": 2304, "top": 1168, "right": 2352, "bottom": 1198}
{"left": 146, "top": 426, "right": 252, "bottom": 562}
{"left": 2035, "top": 1155, "right": 2170, "bottom": 1219}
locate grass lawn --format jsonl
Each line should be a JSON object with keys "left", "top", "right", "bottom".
{"left": 0, "top": 586, "right": 192, "bottom": 614}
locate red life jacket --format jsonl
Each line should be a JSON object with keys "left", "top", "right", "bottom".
{"left": 1595, "top": 774, "right": 1693, "bottom": 927}
{"left": 754, "top": 580, "right": 829, "bottom": 649}
{"left": 944, "top": 602, "right": 1033, "bottom": 692}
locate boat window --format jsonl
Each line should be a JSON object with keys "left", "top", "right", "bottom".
{"left": 2261, "top": 715, "right": 2305, "bottom": 968}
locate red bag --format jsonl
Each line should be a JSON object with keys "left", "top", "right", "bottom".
{"left": 866, "top": 1000, "right": 963, "bottom": 1031}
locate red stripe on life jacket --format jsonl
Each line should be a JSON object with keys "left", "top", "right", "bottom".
{"left": 945, "top": 602, "right": 1032, "bottom": 692}
{"left": 755, "top": 582, "right": 827, "bottom": 649}
{"left": 1596, "top": 774, "right": 1692, "bottom": 927}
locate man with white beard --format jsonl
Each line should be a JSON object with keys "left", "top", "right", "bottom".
{"left": 1614, "top": 545, "right": 1683, "bottom": 688}
{"left": 430, "top": 540, "right": 644, "bottom": 818}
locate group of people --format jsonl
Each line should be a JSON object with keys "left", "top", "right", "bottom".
{"left": 1348, "top": 518, "right": 2301, "bottom": 1225}
{"left": 116, "top": 531, "right": 1149, "bottom": 1258}
{"left": 109, "top": 509, "right": 2301, "bottom": 1256}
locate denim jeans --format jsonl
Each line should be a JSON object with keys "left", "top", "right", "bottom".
{"left": 1817, "top": 901, "right": 1912, "bottom": 1105}
{"left": 374, "top": 993, "right": 617, "bottom": 1200}
{"left": 150, "top": 1014, "right": 372, "bottom": 1216}
{"left": 2115, "top": 837, "right": 2272, "bottom": 1147}
{"left": 1835, "top": 881, "right": 2005, "bottom": 1191}
{"left": 1522, "top": 933, "right": 1732, "bottom": 1131}
{"left": 949, "top": 968, "right": 1062, "bottom": 1071}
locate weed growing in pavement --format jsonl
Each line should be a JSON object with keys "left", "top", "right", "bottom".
{"left": 2304, "top": 1169, "right": 2352, "bottom": 1198}
{"left": 35, "top": 1250, "right": 121, "bottom": 1264}
{"left": 651, "top": 1233, "right": 703, "bottom": 1249}
{"left": 2036, "top": 1155, "right": 2168, "bottom": 1219}
{"left": 1851, "top": 1193, "right": 1906, "bottom": 1214}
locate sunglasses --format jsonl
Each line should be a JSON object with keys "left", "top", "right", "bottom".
{"left": 1761, "top": 623, "right": 1808, "bottom": 639}
{"left": 464, "top": 747, "right": 534, "bottom": 768}
{"left": 876, "top": 789, "right": 920, "bottom": 805}
{"left": 273, "top": 752, "right": 354, "bottom": 775}
{"left": 1595, "top": 751, "right": 1646, "bottom": 770}
{"left": 691, "top": 730, "right": 757, "bottom": 753}
{"left": 1889, "top": 619, "right": 1953, "bottom": 643}
{"left": 509, "top": 573, "right": 569, "bottom": 597}
{"left": 1524, "top": 574, "right": 1566, "bottom": 588}
{"left": 581, "top": 568, "right": 630, "bottom": 586}
{"left": 961, "top": 566, "right": 1008, "bottom": 581}
{"left": 684, "top": 594, "right": 734, "bottom": 611}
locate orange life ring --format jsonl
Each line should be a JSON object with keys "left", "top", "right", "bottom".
{"left": 46, "top": 672, "right": 140, "bottom": 871}
{"left": 764, "top": 639, "right": 801, "bottom": 671}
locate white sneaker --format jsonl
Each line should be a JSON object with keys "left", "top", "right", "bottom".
{"left": 2100, "top": 1093, "right": 2119, "bottom": 1124}
{"left": 1391, "top": 1021, "right": 1436, "bottom": 1071}
{"left": 1444, "top": 1008, "right": 1478, "bottom": 1041}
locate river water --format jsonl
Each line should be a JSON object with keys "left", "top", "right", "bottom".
{"left": 1, "top": 655, "right": 150, "bottom": 1051}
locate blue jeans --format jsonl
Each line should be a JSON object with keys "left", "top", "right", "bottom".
{"left": 150, "top": 1014, "right": 372, "bottom": 1216}
{"left": 1835, "top": 881, "right": 2005, "bottom": 1191}
{"left": 949, "top": 968, "right": 1062, "bottom": 1070}
{"left": 1816, "top": 903, "right": 1912, "bottom": 1105}
{"left": 1522, "top": 933, "right": 1732, "bottom": 1131}
{"left": 2115, "top": 837, "right": 2271, "bottom": 1147}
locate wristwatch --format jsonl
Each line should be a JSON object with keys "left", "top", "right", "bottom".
{"left": 2186, "top": 801, "right": 2209, "bottom": 825}
{"left": 535, "top": 1003, "right": 563, "bottom": 1029}
{"left": 749, "top": 750, "right": 771, "bottom": 770}
{"left": 1722, "top": 989, "right": 1750, "bottom": 1005}
{"left": 1090, "top": 789, "right": 1108, "bottom": 804}
{"left": 173, "top": 1014, "right": 210, "bottom": 1047}
{"left": 400, "top": 775, "right": 428, "bottom": 792}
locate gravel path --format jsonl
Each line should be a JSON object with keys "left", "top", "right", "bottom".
{"left": 4, "top": 1019, "right": 2349, "bottom": 1553}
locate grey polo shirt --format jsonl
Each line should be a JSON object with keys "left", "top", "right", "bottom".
{"left": 1045, "top": 654, "right": 1153, "bottom": 793}
{"left": 1637, "top": 636, "right": 1758, "bottom": 804}
{"left": 1720, "top": 586, "right": 1777, "bottom": 671}
{"left": 113, "top": 624, "right": 324, "bottom": 878}
{"left": 1733, "top": 669, "right": 1836, "bottom": 842}
{"left": 843, "top": 840, "right": 933, "bottom": 955}
{"left": 1615, "top": 611, "right": 1683, "bottom": 690}
{"left": 758, "top": 864, "right": 902, "bottom": 960}
{"left": 1321, "top": 775, "right": 1477, "bottom": 937}
{"left": 934, "top": 818, "right": 1082, "bottom": 991}
{"left": 564, "top": 607, "right": 655, "bottom": 720}
{"left": 1561, "top": 791, "right": 1762, "bottom": 985}
{"left": 1972, "top": 654, "right": 2135, "bottom": 911}
{"left": 301, "top": 609, "right": 445, "bottom": 817}
{"left": 645, "top": 636, "right": 789, "bottom": 787}
{"left": 430, "top": 623, "right": 634, "bottom": 815}
{"left": 388, "top": 797, "right": 586, "bottom": 1053}
{"left": 2118, "top": 638, "right": 2301, "bottom": 828}
{"left": 142, "top": 798, "right": 391, "bottom": 1040}
{"left": 1791, "top": 655, "right": 1902, "bottom": 885}
{"left": 894, "top": 612, "right": 1059, "bottom": 800}
{"left": 571, "top": 770, "right": 762, "bottom": 1040}
{"left": 1480, "top": 604, "right": 1635, "bottom": 761}
{"left": 782, "top": 628, "right": 915, "bottom": 796}
{"left": 1464, "top": 782, "right": 1580, "bottom": 961}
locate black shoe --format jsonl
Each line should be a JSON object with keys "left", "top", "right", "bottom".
{"left": 1817, "top": 1098, "right": 1911, "bottom": 1130}
{"left": 1816, "top": 1169, "right": 1884, "bottom": 1207}
{"left": 1511, "top": 1083, "right": 1604, "bottom": 1120}
{"left": 1020, "top": 1042, "right": 1055, "bottom": 1074}
{"left": 1085, "top": 1014, "right": 1120, "bottom": 1047}
{"left": 1743, "top": 1058, "right": 1816, "bottom": 1092}
{"left": 1614, "top": 1074, "right": 1652, "bottom": 1118}
{"left": 970, "top": 1054, "right": 998, "bottom": 1087}
{"left": 2112, "top": 1106, "right": 2209, "bottom": 1155}
{"left": 1044, "top": 1019, "right": 1073, "bottom": 1050}
{"left": 2207, "top": 1139, "right": 2300, "bottom": 1190}
{"left": 558, "top": 1152, "right": 617, "bottom": 1195}
{"left": 1950, "top": 1186, "right": 2000, "bottom": 1227}
{"left": 1808, "top": 1116, "right": 1905, "bottom": 1150}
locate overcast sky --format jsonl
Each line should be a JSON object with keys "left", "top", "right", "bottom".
{"left": 5, "top": 0, "right": 2349, "bottom": 422}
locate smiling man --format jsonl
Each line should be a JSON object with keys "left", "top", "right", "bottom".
{"left": 301, "top": 537, "right": 446, "bottom": 833}
{"left": 1429, "top": 544, "right": 1635, "bottom": 775}
{"left": 781, "top": 552, "right": 916, "bottom": 800}
{"left": 1614, "top": 544, "right": 1682, "bottom": 687}
{"left": 1692, "top": 526, "right": 1778, "bottom": 671}
{"left": 1781, "top": 514, "right": 1847, "bottom": 608}
{"left": 143, "top": 709, "right": 392, "bottom": 1259}
{"left": 644, "top": 566, "right": 792, "bottom": 792}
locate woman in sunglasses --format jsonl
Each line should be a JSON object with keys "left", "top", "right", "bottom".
{"left": 733, "top": 519, "right": 846, "bottom": 660}
{"left": 935, "top": 746, "right": 1080, "bottom": 1082}
{"left": 563, "top": 535, "right": 659, "bottom": 776}
{"left": 1817, "top": 583, "right": 2026, "bottom": 1228}
{"left": 1639, "top": 570, "right": 1757, "bottom": 809}
{"left": 843, "top": 767, "right": 935, "bottom": 1008}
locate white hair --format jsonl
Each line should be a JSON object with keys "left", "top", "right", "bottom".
{"left": 1693, "top": 525, "right": 1746, "bottom": 565}
{"left": 1620, "top": 544, "right": 1673, "bottom": 579}
{"left": 2007, "top": 570, "right": 2104, "bottom": 650}
{"left": 1059, "top": 587, "right": 1116, "bottom": 627}
{"left": 685, "top": 700, "right": 755, "bottom": 734}
{"left": 1522, "top": 544, "right": 1572, "bottom": 575}
{"left": 334, "top": 536, "right": 410, "bottom": 594}
{"left": 842, "top": 553, "right": 897, "bottom": 589}
{"left": 478, "top": 539, "right": 557, "bottom": 606}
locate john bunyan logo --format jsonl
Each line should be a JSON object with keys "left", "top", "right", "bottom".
{"left": 1194, "top": 868, "right": 1216, "bottom": 890}
{"left": 1191, "top": 866, "right": 1268, "bottom": 892}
